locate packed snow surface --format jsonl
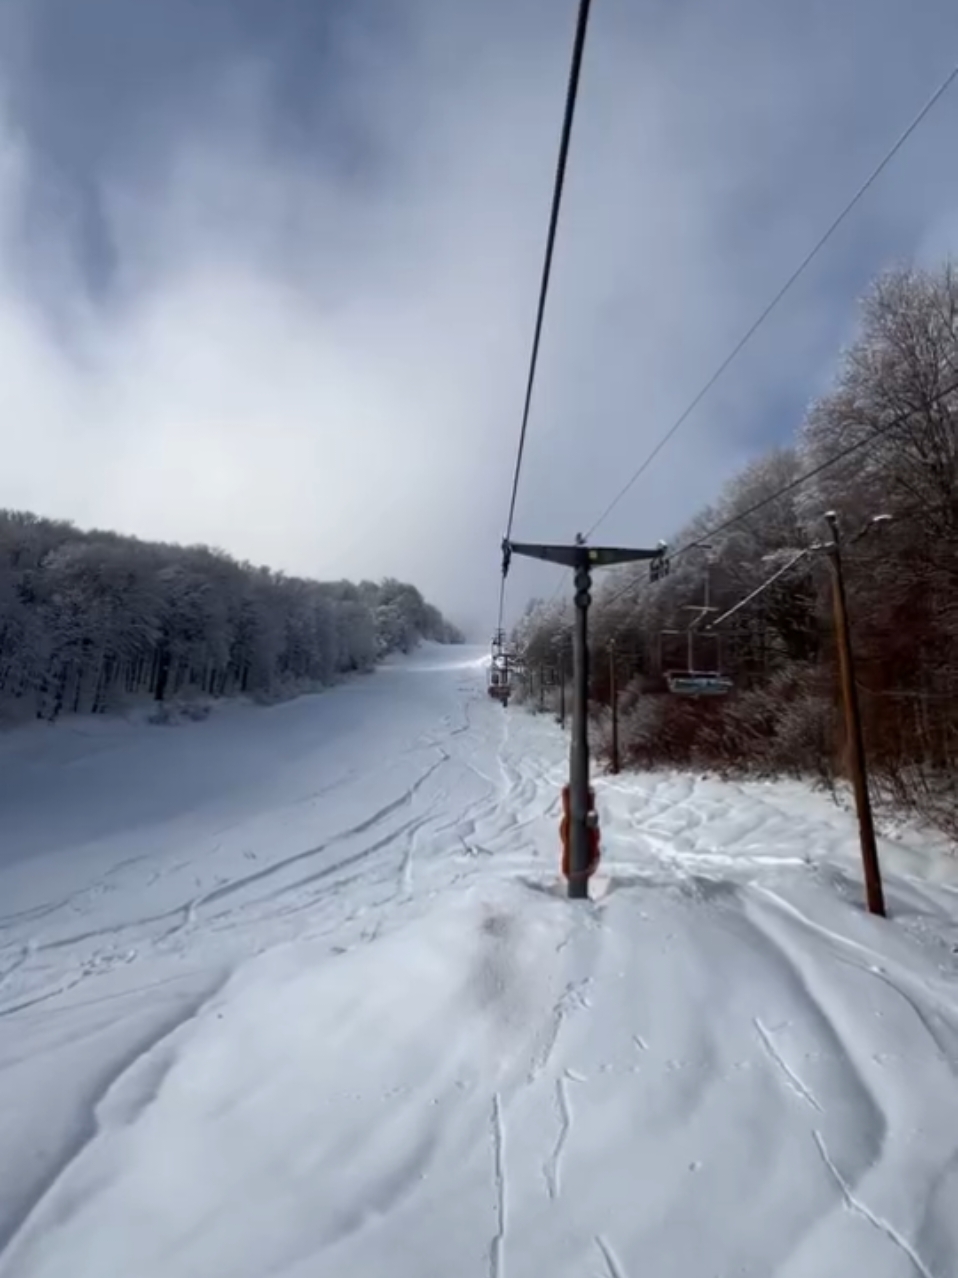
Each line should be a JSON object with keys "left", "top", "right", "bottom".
{"left": 1, "top": 645, "right": 958, "bottom": 1277}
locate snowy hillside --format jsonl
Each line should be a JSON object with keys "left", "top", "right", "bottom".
{"left": 1, "top": 646, "right": 957, "bottom": 1277}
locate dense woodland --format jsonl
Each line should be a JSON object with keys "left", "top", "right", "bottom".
{"left": 513, "top": 263, "right": 958, "bottom": 838}
{"left": 0, "top": 514, "right": 462, "bottom": 724}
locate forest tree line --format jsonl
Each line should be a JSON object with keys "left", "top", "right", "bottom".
{"left": 0, "top": 513, "right": 462, "bottom": 724}
{"left": 512, "top": 262, "right": 958, "bottom": 838}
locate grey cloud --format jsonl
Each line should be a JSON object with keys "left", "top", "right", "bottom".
{"left": 0, "top": 0, "right": 955, "bottom": 639}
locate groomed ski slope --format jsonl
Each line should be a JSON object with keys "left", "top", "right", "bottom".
{"left": 1, "top": 645, "right": 958, "bottom": 1278}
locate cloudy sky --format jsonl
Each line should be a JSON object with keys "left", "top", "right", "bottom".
{"left": 0, "top": 0, "right": 955, "bottom": 636}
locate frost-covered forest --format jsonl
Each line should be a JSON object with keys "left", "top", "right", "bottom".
{"left": 514, "top": 262, "right": 958, "bottom": 837}
{"left": 0, "top": 513, "right": 462, "bottom": 724}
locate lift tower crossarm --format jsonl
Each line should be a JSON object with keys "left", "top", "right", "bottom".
{"left": 507, "top": 540, "right": 663, "bottom": 569}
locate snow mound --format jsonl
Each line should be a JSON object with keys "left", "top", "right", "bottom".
{"left": 5, "top": 872, "right": 958, "bottom": 1278}
{"left": 1, "top": 648, "right": 957, "bottom": 1276}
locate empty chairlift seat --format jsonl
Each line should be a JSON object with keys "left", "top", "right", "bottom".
{"left": 665, "top": 670, "right": 733, "bottom": 696}
{"left": 488, "top": 637, "right": 512, "bottom": 703}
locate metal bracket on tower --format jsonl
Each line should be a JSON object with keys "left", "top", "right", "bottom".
{"left": 500, "top": 538, "right": 513, "bottom": 579}
{"left": 650, "top": 541, "right": 670, "bottom": 581}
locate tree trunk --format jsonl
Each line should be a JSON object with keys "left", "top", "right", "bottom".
{"left": 154, "top": 643, "right": 172, "bottom": 702}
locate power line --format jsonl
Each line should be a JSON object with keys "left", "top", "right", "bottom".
{"left": 584, "top": 57, "right": 958, "bottom": 541}
{"left": 498, "top": 0, "right": 596, "bottom": 634}
{"left": 603, "top": 370, "right": 958, "bottom": 609}
{"left": 544, "top": 565, "right": 573, "bottom": 609}
{"left": 706, "top": 549, "right": 812, "bottom": 630}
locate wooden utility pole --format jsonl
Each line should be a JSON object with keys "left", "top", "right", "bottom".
{"left": 823, "top": 513, "right": 886, "bottom": 917}
{"left": 706, "top": 516, "right": 888, "bottom": 918}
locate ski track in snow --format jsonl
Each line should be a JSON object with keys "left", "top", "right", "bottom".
{"left": 188, "top": 750, "right": 447, "bottom": 913}
{"left": 753, "top": 1016, "right": 823, "bottom": 1113}
{"left": 812, "top": 1131, "right": 936, "bottom": 1278}
{"left": 595, "top": 1235, "right": 628, "bottom": 1278}
{"left": 543, "top": 1074, "right": 573, "bottom": 1201}
{"left": 489, "top": 1092, "right": 506, "bottom": 1278}
{"left": 0, "top": 970, "right": 227, "bottom": 1262}
{"left": 1, "top": 644, "right": 958, "bottom": 1277}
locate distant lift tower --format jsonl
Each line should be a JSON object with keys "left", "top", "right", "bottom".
{"left": 488, "top": 629, "right": 512, "bottom": 705}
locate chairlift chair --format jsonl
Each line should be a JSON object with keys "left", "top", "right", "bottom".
{"left": 487, "top": 634, "right": 512, "bottom": 705}
{"left": 665, "top": 670, "right": 733, "bottom": 696}
{"left": 660, "top": 628, "right": 733, "bottom": 697}
{"left": 657, "top": 549, "right": 734, "bottom": 698}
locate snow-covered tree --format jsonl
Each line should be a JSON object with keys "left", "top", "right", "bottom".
{"left": 512, "top": 260, "right": 958, "bottom": 837}
{"left": 0, "top": 514, "right": 461, "bottom": 723}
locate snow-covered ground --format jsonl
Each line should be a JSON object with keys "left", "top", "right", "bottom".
{"left": 1, "top": 645, "right": 957, "bottom": 1277}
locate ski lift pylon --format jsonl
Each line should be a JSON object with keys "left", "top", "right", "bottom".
{"left": 488, "top": 630, "right": 512, "bottom": 705}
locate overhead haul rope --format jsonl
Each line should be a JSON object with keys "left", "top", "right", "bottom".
{"left": 603, "top": 371, "right": 958, "bottom": 610}
{"left": 528, "top": 57, "right": 958, "bottom": 625}
{"left": 497, "top": 0, "right": 596, "bottom": 636}
{"left": 583, "top": 57, "right": 958, "bottom": 542}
